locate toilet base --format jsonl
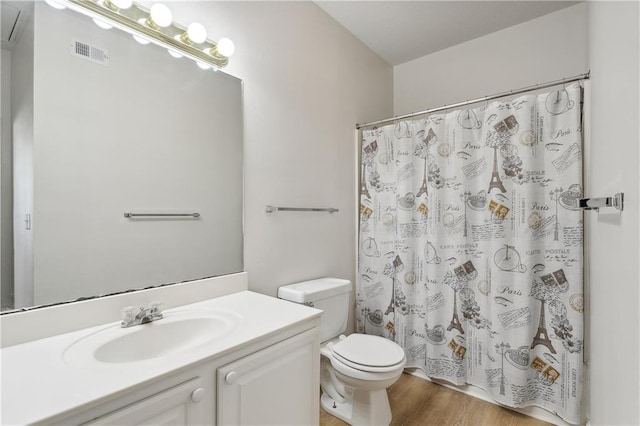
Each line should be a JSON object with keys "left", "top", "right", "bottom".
{"left": 321, "top": 388, "right": 392, "bottom": 425}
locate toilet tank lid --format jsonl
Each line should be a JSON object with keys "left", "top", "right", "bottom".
{"left": 278, "top": 278, "right": 351, "bottom": 303}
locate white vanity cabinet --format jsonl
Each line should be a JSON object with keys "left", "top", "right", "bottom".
{"left": 83, "top": 377, "right": 207, "bottom": 425}
{"left": 52, "top": 363, "right": 217, "bottom": 426}
{"left": 217, "top": 328, "right": 320, "bottom": 425}
{"left": 49, "top": 326, "right": 320, "bottom": 426}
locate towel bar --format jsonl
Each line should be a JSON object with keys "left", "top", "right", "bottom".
{"left": 265, "top": 206, "right": 339, "bottom": 213}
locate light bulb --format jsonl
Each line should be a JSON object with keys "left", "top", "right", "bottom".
{"left": 93, "top": 18, "right": 113, "bottom": 30}
{"left": 149, "top": 3, "right": 172, "bottom": 28}
{"left": 168, "top": 49, "right": 183, "bottom": 59}
{"left": 216, "top": 37, "right": 235, "bottom": 57}
{"left": 132, "top": 34, "right": 150, "bottom": 45}
{"left": 44, "top": 0, "right": 66, "bottom": 10}
{"left": 186, "top": 23, "right": 207, "bottom": 44}
{"left": 196, "top": 61, "right": 211, "bottom": 70}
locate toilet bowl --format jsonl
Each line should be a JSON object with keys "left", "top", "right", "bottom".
{"left": 278, "top": 278, "right": 406, "bottom": 425}
{"left": 320, "top": 333, "right": 406, "bottom": 425}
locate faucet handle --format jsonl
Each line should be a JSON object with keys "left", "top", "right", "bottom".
{"left": 149, "top": 302, "right": 162, "bottom": 318}
{"left": 121, "top": 306, "right": 136, "bottom": 324}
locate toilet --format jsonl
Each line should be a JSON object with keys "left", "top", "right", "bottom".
{"left": 278, "top": 278, "right": 406, "bottom": 425}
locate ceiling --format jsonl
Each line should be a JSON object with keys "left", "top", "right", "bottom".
{"left": 315, "top": 1, "right": 580, "bottom": 65}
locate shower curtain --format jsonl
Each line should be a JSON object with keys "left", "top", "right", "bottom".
{"left": 357, "top": 84, "right": 583, "bottom": 424}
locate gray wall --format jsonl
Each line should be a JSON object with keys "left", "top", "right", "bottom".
{"left": 586, "top": 2, "right": 639, "bottom": 424}
{"left": 1, "top": 48, "right": 14, "bottom": 309}
{"left": 168, "top": 2, "right": 394, "bottom": 335}
{"left": 10, "top": 7, "right": 34, "bottom": 308}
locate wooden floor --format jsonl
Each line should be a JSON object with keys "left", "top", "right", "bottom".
{"left": 319, "top": 373, "right": 551, "bottom": 426}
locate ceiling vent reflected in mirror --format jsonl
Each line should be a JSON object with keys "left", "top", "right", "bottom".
{"left": 71, "top": 39, "right": 109, "bottom": 66}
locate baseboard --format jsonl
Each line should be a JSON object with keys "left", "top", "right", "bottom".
{"left": 405, "top": 368, "right": 571, "bottom": 425}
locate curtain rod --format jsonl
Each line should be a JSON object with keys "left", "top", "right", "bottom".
{"left": 356, "top": 71, "right": 590, "bottom": 130}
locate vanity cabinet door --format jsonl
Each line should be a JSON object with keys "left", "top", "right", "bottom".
{"left": 83, "top": 377, "right": 206, "bottom": 425}
{"left": 217, "top": 328, "right": 320, "bottom": 426}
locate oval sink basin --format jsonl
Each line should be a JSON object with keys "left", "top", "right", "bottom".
{"left": 63, "top": 308, "right": 242, "bottom": 365}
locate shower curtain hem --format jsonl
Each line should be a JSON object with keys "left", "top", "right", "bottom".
{"left": 408, "top": 367, "right": 581, "bottom": 425}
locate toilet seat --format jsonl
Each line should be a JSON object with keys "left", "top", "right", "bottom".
{"left": 332, "top": 352, "right": 405, "bottom": 373}
{"left": 327, "top": 334, "right": 406, "bottom": 378}
{"left": 332, "top": 334, "right": 405, "bottom": 368}
{"left": 330, "top": 354, "right": 406, "bottom": 381}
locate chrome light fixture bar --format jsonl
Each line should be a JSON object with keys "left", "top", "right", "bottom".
{"left": 57, "top": 0, "right": 231, "bottom": 68}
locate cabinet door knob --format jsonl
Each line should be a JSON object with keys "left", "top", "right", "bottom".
{"left": 225, "top": 371, "right": 238, "bottom": 385}
{"left": 191, "top": 387, "right": 205, "bottom": 403}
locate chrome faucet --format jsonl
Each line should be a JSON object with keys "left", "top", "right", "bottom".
{"left": 121, "top": 302, "right": 163, "bottom": 328}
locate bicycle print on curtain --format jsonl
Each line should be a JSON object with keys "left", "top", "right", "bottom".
{"left": 357, "top": 84, "right": 583, "bottom": 424}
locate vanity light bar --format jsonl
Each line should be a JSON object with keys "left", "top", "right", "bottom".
{"left": 57, "top": 0, "right": 230, "bottom": 68}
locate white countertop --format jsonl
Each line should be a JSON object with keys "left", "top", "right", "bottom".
{"left": 0, "top": 291, "right": 321, "bottom": 425}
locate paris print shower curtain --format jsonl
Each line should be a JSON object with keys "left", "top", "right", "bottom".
{"left": 357, "top": 84, "right": 583, "bottom": 423}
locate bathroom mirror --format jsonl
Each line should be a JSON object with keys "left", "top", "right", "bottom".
{"left": 0, "top": 2, "right": 243, "bottom": 313}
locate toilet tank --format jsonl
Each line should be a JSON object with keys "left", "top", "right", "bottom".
{"left": 278, "top": 278, "right": 351, "bottom": 342}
